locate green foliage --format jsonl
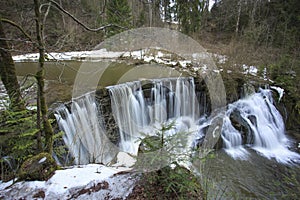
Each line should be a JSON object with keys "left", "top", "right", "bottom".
{"left": 2, "top": 116, "right": 37, "bottom": 162}
{"left": 208, "top": 0, "right": 299, "bottom": 52}
{"left": 136, "top": 9, "right": 146, "bottom": 27}
{"left": 140, "top": 164, "right": 202, "bottom": 199}
{"left": 0, "top": 110, "right": 40, "bottom": 181}
{"left": 135, "top": 121, "right": 203, "bottom": 199}
{"left": 176, "top": 0, "right": 203, "bottom": 34}
{"left": 268, "top": 55, "right": 300, "bottom": 129}
{"left": 11, "top": 128, "right": 38, "bottom": 155}
{"left": 52, "top": 131, "right": 74, "bottom": 166}
{"left": 106, "top": 0, "right": 132, "bottom": 37}
{"left": 19, "top": 152, "right": 57, "bottom": 181}
{"left": 269, "top": 55, "right": 299, "bottom": 97}
{"left": 136, "top": 120, "right": 193, "bottom": 169}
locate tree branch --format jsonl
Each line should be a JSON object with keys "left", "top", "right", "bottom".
{"left": 0, "top": 37, "right": 35, "bottom": 43}
{"left": 0, "top": 18, "right": 33, "bottom": 42}
{"left": 42, "top": 2, "right": 52, "bottom": 40}
{"left": 45, "top": 0, "right": 126, "bottom": 32}
{"left": 99, "top": 0, "right": 107, "bottom": 15}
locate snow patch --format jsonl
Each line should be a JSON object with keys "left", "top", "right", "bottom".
{"left": 110, "top": 152, "right": 136, "bottom": 168}
{"left": 209, "top": 0, "right": 216, "bottom": 11}
{"left": 12, "top": 49, "right": 198, "bottom": 69}
{"left": 270, "top": 86, "right": 284, "bottom": 101}
{"left": 242, "top": 64, "right": 258, "bottom": 76}
{"left": 0, "top": 164, "right": 135, "bottom": 199}
{"left": 38, "top": 157, "right": 47, "bottom": 164}
{"left": 12, "top": 49, "right": 125, "bottom": 62}
{"left": 211, "top": 53, "right": 227, "bottom": 64}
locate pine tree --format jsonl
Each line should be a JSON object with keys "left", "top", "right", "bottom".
{"left": 176, "top": 0, "right": 203, "bottom": 34}
{"left": 106, "top": 0, "right": 132, "bottom": 37}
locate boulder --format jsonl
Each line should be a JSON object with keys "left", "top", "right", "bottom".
{"left": 19, "top": 152, "right": 57, "bottom": 181}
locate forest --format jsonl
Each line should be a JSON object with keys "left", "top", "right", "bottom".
{"left": 1, "top": 0, "right": 299, "bottom": 52}
{"left": 0, "top": 0, "right": 300, "bottom": 199}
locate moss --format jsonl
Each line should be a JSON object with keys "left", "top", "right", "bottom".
{"left": 19, "top": 152, "right": 57, "bottom": 181}
{"left": 268, "top": 56, "right": 300, "bottom": 132}
{"left": 129, "top": 164, "right": 203, "bottom": 200}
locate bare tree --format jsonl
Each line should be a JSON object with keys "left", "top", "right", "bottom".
{"left": 235, "top": 0, "right": 242, "bottom": 36}
{"left": 34, "top": 0, "right": 54, "bottom": 153}
{"left": 0, "top": 19, "right": 26, "bottom": 111}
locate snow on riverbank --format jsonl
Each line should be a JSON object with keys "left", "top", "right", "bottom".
{"left": 12, "top": 49, "right": 125, "bottom": 62}
{"left": 12, "top": 49, "right": 227, "bottom": 68}
{"left": 0, "top": 164, "right": 136, "bottom": 199}
{"left": 11, "top": 49, "right": 253, "bottom": 77}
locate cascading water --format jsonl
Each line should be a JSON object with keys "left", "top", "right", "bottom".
{"left": 222, "top": 88, "right": 300, "bottom": 164}
{"left": 55, "top": 78, "right": 299, "bottom": 166}
{"left": 55, "top": 77, "right": 201, "bottom": 164}
{"left": 54, "top": 93, "right": 116, "bottom": 164}
{"left": 107, "top": 77, "right": 200, "bottom": 155}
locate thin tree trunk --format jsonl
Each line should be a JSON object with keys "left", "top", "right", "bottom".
{"left": 34, "top": 0, "right": 54, "bottom": 154}
{"left": 149, "top": 1, "right": 152, "bottom": 26}
{"left": 0, "top": 20, "right": 25, "bottom": 111}
{"left": 235, "top": 0, "right": 242, "bottom": 36}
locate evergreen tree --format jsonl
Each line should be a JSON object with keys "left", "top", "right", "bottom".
{"left": 176, "top": 0, "right": 203, "bottom": 34}
{"left": 106, "top": 0, "right": 132, "bottom": 37}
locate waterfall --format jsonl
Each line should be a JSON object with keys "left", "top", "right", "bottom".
{"left": 55, "top": 77, "right": 200, "bottom": 164}
{"left": 222, "top": 88, "right": 300, "bottom": 164}
{"left": 107, "top": 77, "right": 200, "bottom": 155}
{"left": 55, "top": 79, "right": 299, "bottom": 166}
{"left": 54, "top": 93, "right": 116, "bottom": 165}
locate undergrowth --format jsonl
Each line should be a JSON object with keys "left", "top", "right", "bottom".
{"left": 129, "top": 121, "right": 203, "bottom": 200}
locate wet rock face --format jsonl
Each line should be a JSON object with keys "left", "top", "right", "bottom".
{"left": 19, "top": 152, "right": 57, "bottom": 181}
{"left": 229, "top": 110, "right": 255, "bottom": 145}
{"left": 95, "top": 88, "right": 120, "bottom": 144}
{"left": 94, "top": 78, "right": 211, "bottom": 146}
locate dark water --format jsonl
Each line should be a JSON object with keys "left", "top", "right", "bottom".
{"left": 15, "top": 61, "right": 133, "bottom": 85}
{"left": 194, "top": 150, "right": 300, "bottom": 199}
{"left": 15, "top": 60, "right": 182, "bottom": 104}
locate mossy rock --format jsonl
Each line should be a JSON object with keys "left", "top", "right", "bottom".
{"left": 19, "top": 152, "right": 57, "bottom": 181}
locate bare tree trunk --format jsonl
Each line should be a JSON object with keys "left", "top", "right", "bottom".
{"left": 0, "top": 20, "right": 25, "bottom": 111}
{"left": 149, "top": 1, "right": 152, "bottom": 26}
{"left": 235, "top": 0, "right": 242, "bottom": 36}
{"left": 34, "top": 0, "right": 54, "bottom": 154}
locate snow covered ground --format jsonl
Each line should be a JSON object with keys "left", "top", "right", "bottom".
{"left": 12, "top": 48, "right": 225, "bottom": 69}
{"left": 12, "top": 49, "right": 124, "bottom": 62}
{"left": 11, "top": 49, "right": 247, "bottom": 77}
{"left": 0, "top": 164, "right": 136, "bottom": 199}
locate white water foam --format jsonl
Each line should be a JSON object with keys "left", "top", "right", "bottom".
{"left": 55, "top": 93, "right": 116, "bottom": 164}
{"left": 222, "top": 88, "right": 300, "bottom": 164}
{"left": 107, "top": 77, "right": 200, "bottom": 155}
{"left": 55, "top": 77, "right": 201, "bottom": 165}
{"left": 55, "top": 80, "right": 300, "bottom": 166}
